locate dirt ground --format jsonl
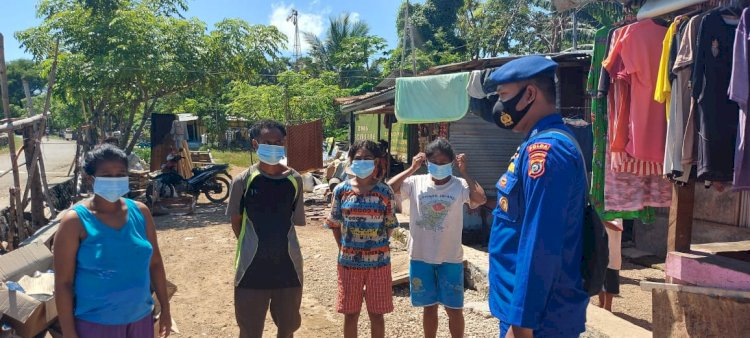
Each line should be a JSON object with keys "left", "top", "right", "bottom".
{"left": 588, "top": 261, "right": 665, "bottom": 331}
{"left": 155, "top": 202, "right": 500, "bottom": 338}
{"left": 153, "top": 167, "right": 661, "bottom": 337}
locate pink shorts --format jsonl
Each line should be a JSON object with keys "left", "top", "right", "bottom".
{"left": 336, "top": 264, "right": 394, "bottom": 314}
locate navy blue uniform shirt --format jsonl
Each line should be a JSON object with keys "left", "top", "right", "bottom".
{"left": 489, "top": 114, "right": 588, "bottom": 337}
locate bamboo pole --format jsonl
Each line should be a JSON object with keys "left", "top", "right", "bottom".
{"left": 23, "top": 79, "right": 33, "bottom": 116}
{"left": 37, "top": 41, "right": 60, "bottom": 218}
{"left": 19, "top": 41, "right": 60, "bottom": 219}
{"left": 0, "top": 114, "right": 45, "bottom": 133}
{"left": 0, "top": 33, "right": 25, "bottom": 250}
{"left": 22, "top": 79, "right": 43, "bottom": 227}
{"left": 23, "top": 125, "right": 45, "bottom": 227}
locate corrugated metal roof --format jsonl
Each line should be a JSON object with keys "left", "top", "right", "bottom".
{"left": 420, "top": 53, "right": 591, "bottom": 76}
{"left": 449, "top": 113, "right": 525, "bottom": 196}
{"left": 178, "top": 113, "right": 199, "bottom": 122}
{"left": 353, "top": 104, "right": 395, "bottom": 115}
{"left": 340, "top": 88, "right": 395, "bottom": 113}
{"left": 338, "top": 53, "right": 591, "bottom": 113}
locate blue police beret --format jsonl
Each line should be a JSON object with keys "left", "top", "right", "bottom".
{"left": 483, "top": 56, "right": 558, "bottom": 94}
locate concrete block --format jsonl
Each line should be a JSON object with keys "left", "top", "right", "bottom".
{"left": 585, "top": 305, "right": 651, "bottom": 338}
{"left": 635, "top": 215, "right": 750, "bottom": 258}
{"left": 666, "top": 251, "right": 750, "bottom": 291}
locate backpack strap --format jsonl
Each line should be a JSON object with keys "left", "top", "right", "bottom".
{"left": 530, "top": 128, "right": 589, "bottom": 191}
{"left": 286, "top": 174, "right": 300, "bottom": 212}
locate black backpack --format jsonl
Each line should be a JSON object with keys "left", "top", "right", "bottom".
{"left": 534, "top": 129, "right": 609, "bottom": 297}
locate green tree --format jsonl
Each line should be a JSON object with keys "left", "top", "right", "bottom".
{"left": 384, "top": 0, "right": 468, "bottom": 75}
{"left": 304, "top": 13, "right": 385, "bottom": 91}
{"left": 456, "top": 0, "right": 623, "bottom": 57}
{"left": 16, "top": 0, "right": 286, "bottom": 153}
{"left": 6, "top": 59, "right": 46, "bottom": 110}
{"left": 226, "top": 71, "right": 348, "bottom": 135}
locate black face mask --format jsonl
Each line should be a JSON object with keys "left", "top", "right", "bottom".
{"left": 492, "top": 87, "right": 534, "bottom": 130}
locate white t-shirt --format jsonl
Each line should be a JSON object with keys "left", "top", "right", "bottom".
{"left": 401, "top": 175, "right": 470, "bottom": 264}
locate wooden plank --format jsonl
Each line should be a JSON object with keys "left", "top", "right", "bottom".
{"left": 17, "top": 42, "right": 60, "bottom": 223}
{"left": 651, "top": 287, "right": 750, "bottom": 338}
{"left": 0, "top": 33, "right": 25, "bottom": 250}
{"left": 665, "top": 251, "right": 750, "bottom": 291}
{"left": 391, "top": 251, "right": 410, "bottom": 286}
{"left": 641, "top": 281, "right": 750, "bottom": 299}
{"left": 692, "top": 240, "right": 750, "bottom": 254}
{"left": 0, "top": 114, "right": 45, "bottom": 133}
{"left": 667, "top": 180, "right": 695, "bottom": 252}
{"left": 23, "top": 125, "right": 45, "bottom": 228}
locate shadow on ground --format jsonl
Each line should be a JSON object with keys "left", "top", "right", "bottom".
{"left": 153, "top": 203, "right": 228, "bottom": 230}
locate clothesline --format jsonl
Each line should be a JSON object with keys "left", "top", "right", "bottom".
{"left": 587, "top": 3, "right": 750, "bottom": 226}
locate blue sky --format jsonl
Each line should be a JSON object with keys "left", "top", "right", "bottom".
{"left": 0, "top": 0, "right": 409, "bottom": 61}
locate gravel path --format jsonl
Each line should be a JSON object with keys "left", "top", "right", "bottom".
{"left": 155, "top": 202, "right": 500, "bottom": 337}
{"left": 147, "top": 164, "right": 658, "bottom": 337}
{"left": 589, "top": 261, "right": 664, "bottom": 331}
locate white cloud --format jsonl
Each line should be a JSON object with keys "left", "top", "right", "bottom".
{"left": 269, "top": 3, "right": 324, "bottom": 53}
{"left": 350, "top": 12, "right": 360, "bottom": 23}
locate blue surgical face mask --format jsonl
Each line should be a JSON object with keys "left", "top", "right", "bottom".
{"left": 93, "top": 177, "right": 129, "bottom": 203}
{"left": 427, "top": 161, "right": 453, "bottom": 180}
{"left": 257, "top": 144, "right": 286, "bottom": 165}
{"left": 350, "top": 160, "right": 376, "bottom": 179}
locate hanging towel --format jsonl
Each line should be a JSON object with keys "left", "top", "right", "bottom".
{"left": 467, "top": 70, "right": 487, "bottom": 99}
{"left": 395, "top": 72, "right": 470, "bottom": 124}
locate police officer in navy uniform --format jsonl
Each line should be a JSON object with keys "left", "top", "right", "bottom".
{"left": 483, "top": 56, "right": 588, "bottom": 338}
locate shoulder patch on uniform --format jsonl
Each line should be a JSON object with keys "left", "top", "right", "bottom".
{"left": 499, "top": 196, "right": 509, "bottom": 212}
{"left": 528, "top": 156, "right": 546, "bottom": 179}
{"left": 527, "top": 142, "right": 552, "bottom": 153}
{"left": 499, "top": 174, "right": 508, "bottom": 189}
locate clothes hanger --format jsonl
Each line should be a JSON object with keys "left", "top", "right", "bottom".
{"left": 716, "top": 0, "right": 744, "bottom": 17}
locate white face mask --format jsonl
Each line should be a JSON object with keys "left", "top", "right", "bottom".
{"left": 93, "top": 177, "right": 130, "bottom": 202}
{"left": 256, "top": 144, "right": 286, "bottom": 165}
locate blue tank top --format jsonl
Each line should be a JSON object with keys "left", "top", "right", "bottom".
{"left": 73, "top": 198, "right": 154, "bottom": 325}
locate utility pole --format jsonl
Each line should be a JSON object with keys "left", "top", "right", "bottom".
{"left": 400, "top": 2, "right": 409, "bottom": 77}
{"left": 407, "top": 0, "right": 417, "bottom": 75}
{"left": 571, "top": 10, "right": 578, "bottom": 51}
{"left": 287, "top": 9, "right": 301, "bottom": 69}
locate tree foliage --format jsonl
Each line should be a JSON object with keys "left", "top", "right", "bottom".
{"left": 10, "top": 0, "right": 626, "bottom": 149}
{"left": 457, "top": 0, "right": 622, "bottom": 58}
{"left": 16, "top": 0, "right": 285, "bottom": 152}
{"left": 226, "top": 71, "right": 347, "bottom": 135}
{"left": 303, "top": 13, "right": 386, "bottom": 93}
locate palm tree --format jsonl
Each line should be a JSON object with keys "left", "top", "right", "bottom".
{"left": 303, "top": 13, "right": 370, "bottom": 72}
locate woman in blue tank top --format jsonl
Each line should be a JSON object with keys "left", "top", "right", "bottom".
{"left": 53, "top": 144, "right": 172, "bottom": 338}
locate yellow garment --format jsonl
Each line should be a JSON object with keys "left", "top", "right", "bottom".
{"left": 654, "top": 18, "right": 685, "bottom": 120}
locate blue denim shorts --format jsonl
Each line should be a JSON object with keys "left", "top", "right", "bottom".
{"left": 409, "top": 260, "right": 464, "bottom": 309}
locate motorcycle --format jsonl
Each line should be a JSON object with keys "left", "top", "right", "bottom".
{"left": 146, "top": 155, "right": 232, "bottom": 205}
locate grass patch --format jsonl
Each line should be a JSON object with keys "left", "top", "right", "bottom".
{"left": 0, "top": 135, "right": 23, "bottom": 155}
{"left": 211, "top": 149, "right": 256, "bottom": 168}
{"left": 132, "top": 147, "right": 152, "bottom": 165}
